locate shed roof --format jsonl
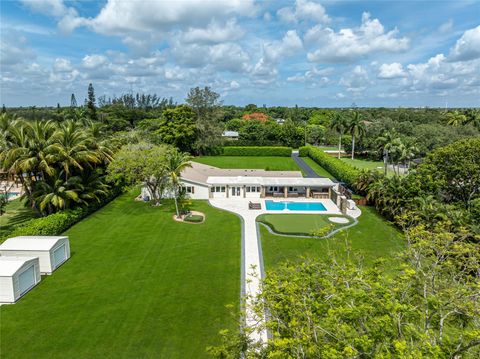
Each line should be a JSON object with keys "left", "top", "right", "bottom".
{"left": 0, "top": 256, "right": 38, "bottom": 276}
{"left": 0, "top": 236, "right": 68, "bottom": 251}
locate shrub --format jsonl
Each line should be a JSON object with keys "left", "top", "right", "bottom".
{"left": 298, "top": 146, "right": 309, "bottom": 157}
{"left": 303, "top": 146, "right": 360, "bottom": 189}
{"left": 184, "top": 214, "right": 204, "bottom": 223}
{"left": 0, "top": 189, "right": 121, "bottom": 241}
{"left": 221, "top": 146, "right": 292, "bottom": 157}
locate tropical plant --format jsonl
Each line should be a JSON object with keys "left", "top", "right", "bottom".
{"left": 329, "top": 112, "right": 347, "bottom": 159}
{"left": 165, "top": 149, "right": 192, "bottom": 218}
{"left": 346, "top": 111, "right": 366, "bottom": 160}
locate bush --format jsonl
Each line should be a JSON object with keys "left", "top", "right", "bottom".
{"left": 298, "top": 146, "right": 309, "bottom": 157}
{"left": 221, "top": 146, "right": 292, "bottom": 157}
{"left": 303, "top": 146, "right": 360, "bottom": 189}
{"left": 0, "top": 190, "right": 121, "bottom": 241}
{"left": 184, "top": 214, "right": 204, "bottom": 223}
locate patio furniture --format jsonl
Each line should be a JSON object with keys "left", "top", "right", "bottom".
{"left": 249, "top": 202, "right": 262, "bottom": 210}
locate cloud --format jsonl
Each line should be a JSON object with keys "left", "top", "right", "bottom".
{"left": 287, "top": 66, "right": 333, "bottom": 82}
{"left": 277, "top": 0, "right": 330, "bottom": 24}
{"left": 82, "top": 55, "right": 108, "bottom": 69}
{"left": 306, "top": 12, "right": 409, "bottom": 63}
{"left": 0, "top": 38, "right": 36, "bottom": 67}
{"left": 438, "top": 19, "right": 453, "bottom": 34}
{"left": 448, "top": 25, "right": 480, "bottom": 61}
{"left": 20, "top": 0, "right": 68, "bottom": 17}
{"left": 339, "top": 65, "right": 370, "bottom": 92}
{"left": 378, "top": 63, "right": 407, "bottom": 79}
{"left": 71, "top": 0, "right": 256, "bottom": 36}
{"left": 263, "top": 30, "right": 303, "bottom": 63}
{"left": 180, "top": 19, "right": 244, "bottom": 44}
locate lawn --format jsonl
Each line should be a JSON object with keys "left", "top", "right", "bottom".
{"left": 0, "top": 198, "right": 37, "bottom": 237}
{"left": 260, "top": 206, "right": 404, "bottom": 269}
{"left": 340, "top": 158, "right": 385, "bottom": 171}
{"left": 301, "top": 157, "right": 336, "bottom": 179}
{"left": 194, "top": 156, "right": 301, "bottom": 171}
{"left": 257, "top": 213, "right": 352, "bottom": 235}
{"left": 0, "top": 192, "right": 240, "bottom": 358}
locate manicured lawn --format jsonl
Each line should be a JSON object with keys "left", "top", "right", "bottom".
{"left": 0, "top": 198, "right": 37, "bottom": 237}
{"left": 302, "top": 157, "right": 336, "bottom": 179}
{"left": 260, "top": 206, "right": 404, "bottom": 269}
{"left": 0, "top": 193, "right": 240, "bottom": 358}
{"left": 341, "top": 158, "right": 385, "bottom": 171}
{"left": 194, "top": 156, "right": 301, "bottom": 171}
{"left": 257, "top": 213, "right": 352, "bottom": 235}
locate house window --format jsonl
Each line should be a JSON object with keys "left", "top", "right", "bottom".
{"left": 184, "top": 186, "right": 194, "bottom": 194}
{"left": 246, "top": 186, "right": 251, "bottom": 192}
{"left": 257, "top": 186, "right": 261, "bottom": 192}
{"left": 211, "top": 187, "right": 215, "bottom": 193}
{"left": 289, "top": 187, "right": 298, "bottom": 192}
{"left": 268, "top": 186, "right": 279, "bottom": 192}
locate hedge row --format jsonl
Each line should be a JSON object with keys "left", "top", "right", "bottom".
{"left": 0, "top": 190, "right": 121, "bottom": 241}
{"left": 222, "top": 146, "right": 292, "bottom": 157}
{"left": 300, "top": 146, "right": 360, "bottom": 189}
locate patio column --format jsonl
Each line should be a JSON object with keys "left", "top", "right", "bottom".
{"left": 328, "top": 187, "right": 332, "bottom": 200}
{"left": 243, "top": 186, "right": 246, "bottom": 198}
{"left": 226, "top": 185, "right": 229, "bottom": 198}
{"left": 284, "top": 186, "right": 288, "bottom": 198}
{"left": 261, "top": 186, "right": 266, "bottom": 198}
{"left": 306, "top": 187, "right": 311, "bottom": 198}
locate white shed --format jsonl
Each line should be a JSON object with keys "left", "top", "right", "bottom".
{"left": 0, "top": 236, "right": 70, "bottom": 275}
{"left": 0, "top": 256, "right": 41, "bottom": 303}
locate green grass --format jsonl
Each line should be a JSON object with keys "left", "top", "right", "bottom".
{"left": 260, "top": 206, "right": 404, "bottom": 269}
{"left": 257, "top": 214, "right": 352, "bottom": 235}
{"left": 194, "top": 156, "right": 301, "bottom": 172}
{"left": 0, "top": 198, "right": 37, "bottom": 237}
{"left": 0, "top": 192, "right": 240, "bottom": 358}
{"left": 340, "top": 158, "right": 385, "bottom": 171}
{"left": 301, "top": 157, "right": 336, "bottom": 179}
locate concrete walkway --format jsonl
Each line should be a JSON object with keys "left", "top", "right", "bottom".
{"left": 208, "top": 198, "right": 343, "bottom": 345}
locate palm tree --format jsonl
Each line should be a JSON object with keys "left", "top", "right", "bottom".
{"left": 444, "top": 110, "right": 467, "bottom": 127}
{"left": 346, "top": 111, "right": 366, "bottom": 160}
{"left": 329, "top": 112, "right": 347, "bottom": 159}
{"left": 32, "top": 173, "right": 81, "bottom": 215}
{"left": 376, "top": 130, "right": 400, "bottom": 176}
{"left": 165, "top": 149, "right": 192, "bottom": 218}
{"left": 464, "top": 109, "right": 480, "bottom": 130}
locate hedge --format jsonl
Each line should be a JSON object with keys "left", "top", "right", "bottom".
{"left": 302, "top": 146, "right": 360, "bottom": 189}
{"left": 0, "top": 189, "right": 121, "bottom": 242}
{"left": 222, "top": 146, "right": 292, "bottom": 157}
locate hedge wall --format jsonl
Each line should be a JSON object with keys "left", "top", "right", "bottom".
{"left": 301, "top": 146, "right": 360, "bottom": 189}
{"left": 222, "top": 146, "right": 292, "bottom": 157}
{"left": 0, "top": 190, "right": 121, "bottom": 242}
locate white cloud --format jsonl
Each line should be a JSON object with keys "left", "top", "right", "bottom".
{"left": 0, "top": 38, "right": 36, "bottom": 67}
{"left": 73, "top": 0, "right": 256, "bottom": 36}
{"left": 448, "top": 25, "right": 480, "bottom": 61}
{"left": 340, "top": 65, "right": 370, "bottom": 92}
{"left": 306, "top": 12, "right": 409, "bottom": 63}
{"left": 277, "top": 0, "right": 330, "bottom": 24}
{"left": 378, "top": 62, "right": 406, "bottom": 79}
{"left": 287, "top": 66, "right": 333, "bottom": 82}
{"left": 21, "top": 0, "right": 67, "bottom": 17}
{"left": 53, "top": 58, "right": 73, "bottom": 72}
{"left": 180, "top": 19, "right": 244, "bottom": 44}
{"left": 230, "top": 80, "right": 240, "bottom": 89}
{"left": 438, "top": 19, "right": 453, "bottom": 34}
{"left": 82, "top": 55, "right": 108, "bottom": 69}
{"left": 263, "top": 30, "right": 303, "bottom": 63}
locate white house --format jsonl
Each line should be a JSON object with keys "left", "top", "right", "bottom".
{"left": 222, "top": 131, "right": 239, "bottom": 140}
{"left": 141, "top": 162, "right": 336, "bottom": 201}
{"left": 0, "top": 236, "right": 70, "bottom": 275}
{"left": 0, "top": 256, "right": 41, "bottom": 304}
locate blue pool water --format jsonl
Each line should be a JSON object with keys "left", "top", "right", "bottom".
{"left": 265, "top": 200, "right": 327, "bottom": 211}
{"left": 0, "top": 192, "right": 19, "bottom": 199}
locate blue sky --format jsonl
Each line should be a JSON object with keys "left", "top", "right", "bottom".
{"left": 1, "top": 0, "right": 479, "bottom": 107}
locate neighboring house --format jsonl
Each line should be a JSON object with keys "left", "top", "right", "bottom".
{"left": 275, "top": 118, "right": 286, "bottom": 125}
{"left": 141, "top": 162, "right": 336, "bottom": 200}
{"left": 222, "top": 131, "right": 239, "bottom": 140}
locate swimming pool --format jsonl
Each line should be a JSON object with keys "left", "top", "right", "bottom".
{"left": 0, "top": 192, "right": 20, "bottom": 199}
{"left": 265, "top": 200, "right": 327, "bottom": 211}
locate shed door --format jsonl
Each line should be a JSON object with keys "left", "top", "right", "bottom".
{"left": 53, "top": 244, "right": 67, "bottom": 268}
{"left": 18, "top": 265, "right": 36, "bottom": 295}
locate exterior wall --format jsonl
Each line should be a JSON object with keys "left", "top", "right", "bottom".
{"left": 141, "top": 181, "right": 210, "bottom": 200}
{"left": 0, "top": 250, "right": 52, "bottom": 274}
{"left": 49, "top": 238, "right": 71, "bottom": 271}
{"left": 0, "top": 277, "right": 14, "bottom": 303}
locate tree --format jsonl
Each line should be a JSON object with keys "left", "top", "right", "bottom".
{"left": 164, "top": 149, "right": 192, "bottom": 218}
{"left": 444, "top": 110, "right": 467, "bottom": 127}
{"left": 107, "top": 143, "right": 170, "bottom": 206}
{"left": 306, "top": 124, "right": 325, "bottom": 146}
{"left": 185, "top": 86, "right": 224, "bottom": 154}
{"left": 87, "top": 83, "right": 98, "bottom": 121}
{"left": 329, "top": 112, "right": 347, "bottom": 159}
{"left": 156, "top": 105, "right": 197, "bottom": 152}
{"left": 346, "top": 111, "right": 366, "bottom": 160}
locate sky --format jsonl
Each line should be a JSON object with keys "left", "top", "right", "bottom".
{"left": 1, "top": 0, "right": 479, "bottom": 108}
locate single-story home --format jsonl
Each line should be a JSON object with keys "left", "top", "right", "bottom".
{"left": 222, "top": 131, "right": 239, "bottom": 140}
{"left": 142, "top": 162, "right": 336, "bottom": 200}
{"left": 0, "top": 236, "right": 70, "bottom": 275}
{"left": 0, "top": 256, "right": 41, "bottom": 304}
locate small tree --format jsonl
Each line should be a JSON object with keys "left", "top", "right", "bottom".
{"left": 87, "top": 83, "right": 98, "bottom": 121}
{"left": 165, "top": 149, "right": 192, "bottom": 218}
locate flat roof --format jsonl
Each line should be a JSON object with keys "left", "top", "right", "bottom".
{"left": 206, "top": 176, "right": 335, "bottom": 187}
{"left": 0, "top": 236, "right": 68, "bottom": 251}
{"left": 0, "top": 256, "right": 38, "bottom": 276}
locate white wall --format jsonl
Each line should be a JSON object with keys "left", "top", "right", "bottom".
{"left": 48, "top": 238, "right": 71, "bottom": 271}
{"left": 1, "top": 250, "right": 52, "bottom": 274}
{"left": 141, "top": 181, "right": 210, "bottom": 200}
{"left": 0, "top": 258, "right": 41, "bottom": 303}
{"left": 0, "top": 277, "right": 14, "bottom": 303}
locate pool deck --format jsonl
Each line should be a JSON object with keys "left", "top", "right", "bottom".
{"left": 208, "top": 198, "right": 346, "bottom": 345}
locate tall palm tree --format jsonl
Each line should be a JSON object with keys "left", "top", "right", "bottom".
{"left": 32, "top": 173, "right": 81, "bottom": 215}
{"left": 346, "top": 111, "right": 366, "bottom": 160}
{"left": 376, "top": 130, "right": 400, "bottom": 176}
{"left": 329, "top": 112, "right": 347, "bottom": 159}
{"left": 165, "top": 149, "right": 192, "bottom": 218}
